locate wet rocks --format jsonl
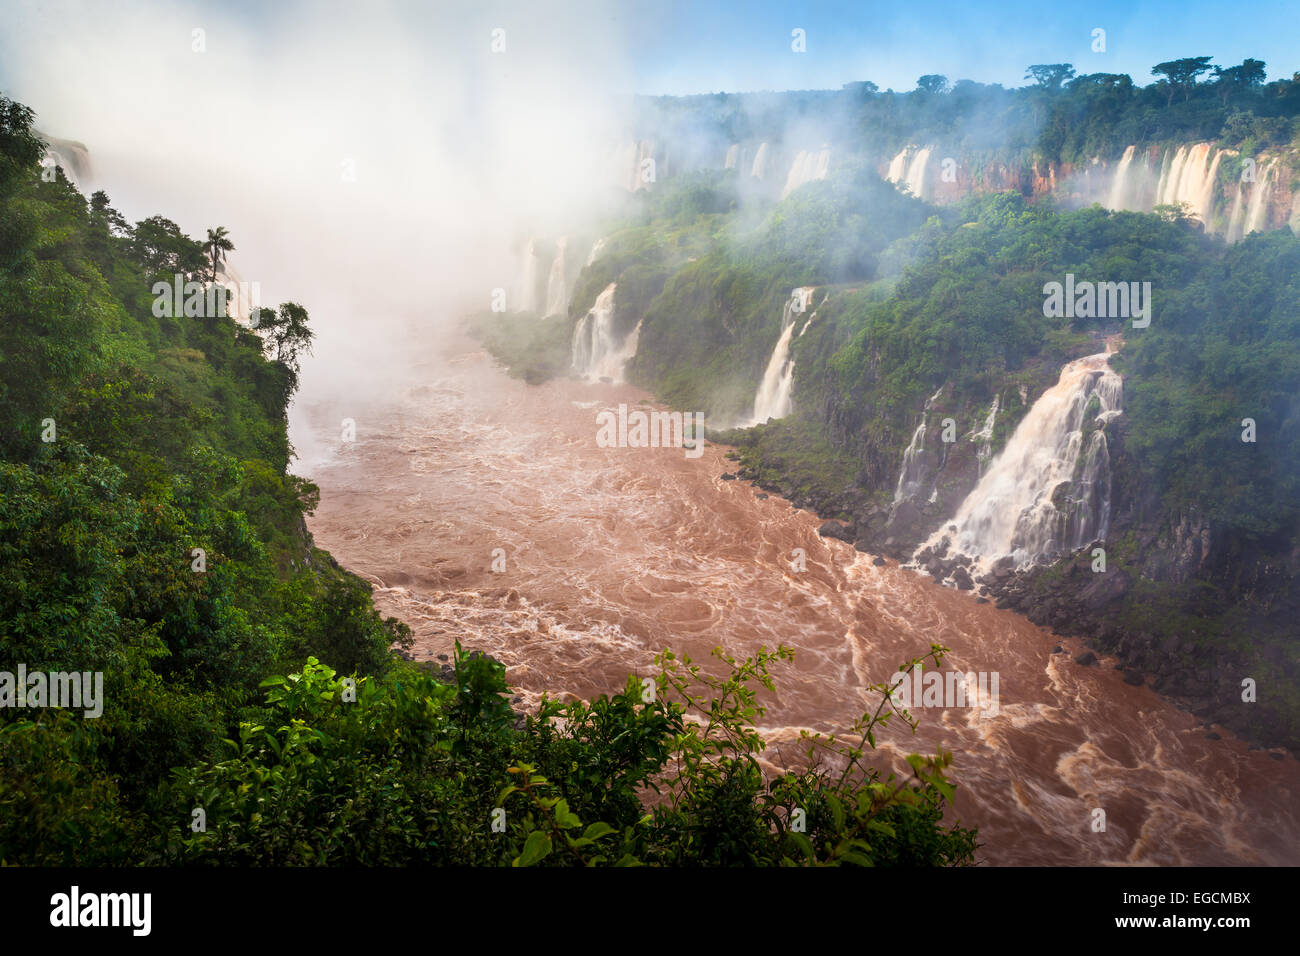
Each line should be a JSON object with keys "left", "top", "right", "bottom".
{"left": 1074, "top": 651, "right": 1098, "bottom": 667}
{"left": 1122, "top": 668, "right": 1145, "bottom": 686}
{"left": 817, "top": 520, "right": 854, "bottom": 542}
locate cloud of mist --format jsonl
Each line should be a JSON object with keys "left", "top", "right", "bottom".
{"left": 1, "top": 0, "right": 644, "bottom": 444}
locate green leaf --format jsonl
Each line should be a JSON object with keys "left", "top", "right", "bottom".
{"left": 581, "top": 822, "right": 616, "bottom": 841}
{"left": 513, "top": 831, "right": 552, "bottom": 867}
{"left": 553, "top": 799, "right": 582, "bottom": 830}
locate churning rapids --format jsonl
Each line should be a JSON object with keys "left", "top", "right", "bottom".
{"left": 299, "top": 331, "right": 1300, "bottom": 866}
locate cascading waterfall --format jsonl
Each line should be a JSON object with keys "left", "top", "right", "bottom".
{"left": 1225, "top": 185, "right": 1246, "bottom": 242}
{"left": 1243, "top": 159, "right": 1278, "bottom": 236}
{"left": 38, "top": 135, "right": 93, "bottom": 191}
{"left": 971, "top": 394, "right": 1000, "bottom": 476}
{"left": 1105, "top": 145, "right": 1137, "bottom": 210}
{"left": 751, "top": 143, "right": 770, "bottom": 179}
{"left": 724, "top": 144, "right": 739, "bottom": 169}
{"left": 1154, "top": 143, "right": 1221, "bottom": 225}
{"left": 886, "top": 146, "right": 932, "bottom": 199}
{"left": 586, "top": 237, "right": 607, "bottom": 266}
{"left": 893, "top": 385, "right": 946, "bottom": 501}
{"left": 544, "top": 238, "right": 569, "bottom": 317}
{"left": 781, "top": 148, "right": 831, "bottom": 198}
{"left": 1103, "top": 142, "right": 1283, "bottom": 239}
{"left": 919, "top": 352, "right": 1123, "bottom": 572}
{"left": 747, "top": 289, "right": 816, "bottom": 424}
{"left": 904, "top": 147, "right": 932, "bottom": 199}
{"left": 571, "top": 283, "right": 639, "bottom": 383}
{"left": 886, "top": 147, "right": 909, "bottom": 184}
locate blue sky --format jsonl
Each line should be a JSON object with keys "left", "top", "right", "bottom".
{"left": 612, "top": 0, "right": 1300, "bottom": 95}
{"left": 4, "top": 0, "right": 1298, "bottom": 101}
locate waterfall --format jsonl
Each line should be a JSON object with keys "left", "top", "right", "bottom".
{"left": 1154, "top": 143, "right": 1221, "bottom": 226}
{"left": 971, "top": 394, "right": 1000, "bottom": 476}
{"left": 544, "top": 238, "right": 569, "bottom": 317}
{"left": 38, "top": 135, "right": 93, "bottom": 191}
{"left": 920, "top": 352, "right": 1123, "bottom": 572}
{"left": 893, "top": 385, "right": 946, "bottom": 501}
{"left": 751, "top": 143, "right": 770, "bottom": 179}
{"left": 586, "top": 237, "right": 607, "bottom": 266}
{"left": 884, "top": 146, "right": 932, "bottom": 198}
{"left": 781, "top": 147, "right": 830, "bottom": 199}
{"left": 1244, "top": 160, "right": 1278, "bottom": 236}
{"left": 747, "top": 288, "right": 816, "bottom": 424}
{"left": 894, "top": 422, "right": 928, "bottom": 501}
{"left": 1105, "top": 145, "right": 1137, "bottom": 210}
{"left": 571, "top": 283, "right": 639, "bottom": 382}
{"left": 624, "top": 140, "right": 654, "bottom": 191}
{"left": 724, "top": 144, "right": 739, "bottom": 169}
{"left": 886, "top": 148, "right": 909, "bottom": 184}
{"left": 1225, "top": 185, "right": 1246, "bottom": 242}
{"left": 904, "top": 147, "right": 932, "bottom": 199}
{"left": 886, "top": 146, "right": 932, "bottom": 199}
{"left": 517, "top": 239, "right": 541, "bottom": 313}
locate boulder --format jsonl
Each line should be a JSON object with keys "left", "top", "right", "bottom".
{"left": 817, "top": 520, "right": 854, "bottom": 542}
{"left": 1074, "top": 651, "right": 1098, "bottom": 667}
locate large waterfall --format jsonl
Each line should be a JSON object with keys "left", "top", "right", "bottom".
{"left": 781, "top": 148, "right": 831, "bottom": 199}
{"left": 1223, "top": 157, "right": 1279, "bottom": 242}
{"left": 885, "top": 146, "right": 932, "bottom": 199}
{"left": 1243, "top": 159, "right": 1278, "bottom": 237}
{"left": 1155, "top": 143, "right": 1222, "bottom": 224}
{"left": 571, "top": 283, "right": 640, "bottom": 382}
{"left": 545, "top": 238, "right": 569, "bottom": 317}
{"left": 920, "top": 352, "right": 1122, "bottom": 572}
{"left": 751, "top": 143, "right": 770, "bottom": 180}
{"left": 1105, "top": 145, "right": 1138, "bottom": 210}
{"left": 746, "top": 288, "right": 817, "bottom": 425}
{"left": 1102, "top": 142, "right": 1287, "bottom": 241}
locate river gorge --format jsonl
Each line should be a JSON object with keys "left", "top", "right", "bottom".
{"left": 300, "top": 329, "right": 1300, "bottom": 867}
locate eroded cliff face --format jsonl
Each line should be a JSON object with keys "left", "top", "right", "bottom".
{"left": 977, "top": 415, "right": 1300, "bottom": 751}
{"left": 887, "top": 144, "right": 1299, "bottom": 237}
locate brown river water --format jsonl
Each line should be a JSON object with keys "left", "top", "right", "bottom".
{"left": 300, "top": 332, "right": 1300, "bottom": 866}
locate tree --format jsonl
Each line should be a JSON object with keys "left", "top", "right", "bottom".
{"left": 204, "top": 226, "right": 234, "bottom": 283}
{"left": 131, "top": 215, "right": 204, "bottom": 276}
{"left": 1151, "top": 57, "right": 1214, "bottom": 105}
{"left": 1213, "top": 58, "right": 1267, "bottom": 105}
{"left": 916, "top": 74, "right": 949, "bottom": 95}
{"left": 1025, "top": 64, "right": 1076, "bottom": 91}
{"left": 267, "top": 301, "right": 314, "bottom": 373}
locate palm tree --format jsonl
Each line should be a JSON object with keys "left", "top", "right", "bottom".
{"left": 204, "top": 226, "right": 234, "bottom": 283}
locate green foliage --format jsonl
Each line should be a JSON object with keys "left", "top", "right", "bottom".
{"left": 165, "top": 646, "right": 976, "bottom": 866}
{"left": 0, "top": 94, "right": 405, "bottom": 863}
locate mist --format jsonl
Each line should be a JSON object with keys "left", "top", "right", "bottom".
{"left": 1, "top": 0, "right": 651, "bottom": 445}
